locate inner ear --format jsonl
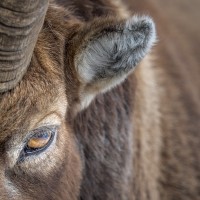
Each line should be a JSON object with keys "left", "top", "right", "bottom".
{"left": 68, "top": 16, "right": 156, "bottom": 112}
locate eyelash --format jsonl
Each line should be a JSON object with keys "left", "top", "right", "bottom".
{"left": 18, "top": 126, "right": 58, "bottom": 162}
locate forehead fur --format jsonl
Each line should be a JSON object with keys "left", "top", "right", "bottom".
{"left": 0, "top": 51, "right": 66, "bottom": 143}
{"left": 0, "top": 5, "right": 75, "bottom": 142}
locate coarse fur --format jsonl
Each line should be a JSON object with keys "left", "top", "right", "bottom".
{"left": 0, "top": 0, "right": 199, "bottom": 200}
{"left": 0, "top": 0, "right": 157, "bottom": 199}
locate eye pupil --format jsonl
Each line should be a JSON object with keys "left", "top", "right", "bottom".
{"left": 27, "top": 132, "right": 51, "bottom": 149}
{"left": 19, "top": 126, "right": 57, "bottom": 161}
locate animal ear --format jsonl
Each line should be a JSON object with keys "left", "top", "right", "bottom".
{"left": 69, "top": 16, "right": 156, "bottom": 111}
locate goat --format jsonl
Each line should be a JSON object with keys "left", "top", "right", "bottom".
{"left": 0, "top": 0, "right": 199, "bottom": 200}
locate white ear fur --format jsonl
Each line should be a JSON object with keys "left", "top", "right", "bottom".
{"left": 76, "top": 15, "right": 156, "bottom": 109}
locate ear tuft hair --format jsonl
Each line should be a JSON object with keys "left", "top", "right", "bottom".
{"left": 76, "top": 15, "right": 156, "bottom": 84}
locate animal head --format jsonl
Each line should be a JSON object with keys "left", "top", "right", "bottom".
{"left": 0, "top": 0, "right": 156, "bottom": 199}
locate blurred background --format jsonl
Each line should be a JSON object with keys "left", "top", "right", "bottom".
{"left": 125, "top": 0, "right": 200, "bottom": 199}
{"left": 125, "top": 0, "right": 200, "bottom": 97}
{"left": 124, "top": 0, "right": 200, "bottom": 134}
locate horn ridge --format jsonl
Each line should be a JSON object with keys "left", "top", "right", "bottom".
{"left": 0, "top": 0, "right": 49, "bottom": 93}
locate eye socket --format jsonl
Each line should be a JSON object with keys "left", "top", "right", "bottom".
{"left": 19, "top": 125, "right": 58, "bottom": 161}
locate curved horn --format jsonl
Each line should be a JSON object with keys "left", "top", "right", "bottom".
{"left": 0, "top": 0, "right": 49, "bottom": 92}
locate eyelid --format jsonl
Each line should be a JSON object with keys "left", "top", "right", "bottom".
{"left": 34, "top": 113, "right": 62, "bottom": 129}
{"left": 25, "top": 125, "right": 58, "bottom": 143}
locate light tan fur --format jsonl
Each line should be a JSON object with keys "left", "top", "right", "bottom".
{"left": 132, "top": 55, "right": 162, "bottom": 200}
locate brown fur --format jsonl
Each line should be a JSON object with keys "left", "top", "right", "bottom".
{"left": 0, "top": 1, "right": 135, "bottom": 199}
{"left": 0, "top": 0, "right": 199, "bottom": 200}
{"left": 124, "top": 0, "right": 200, "bottom": 199}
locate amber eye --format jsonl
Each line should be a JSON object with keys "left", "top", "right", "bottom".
{"left": 19, "top": 126, "right": 58, "bottom": 161}
{"left": 27, "top": 132, "right": 51, "bottom": 149}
